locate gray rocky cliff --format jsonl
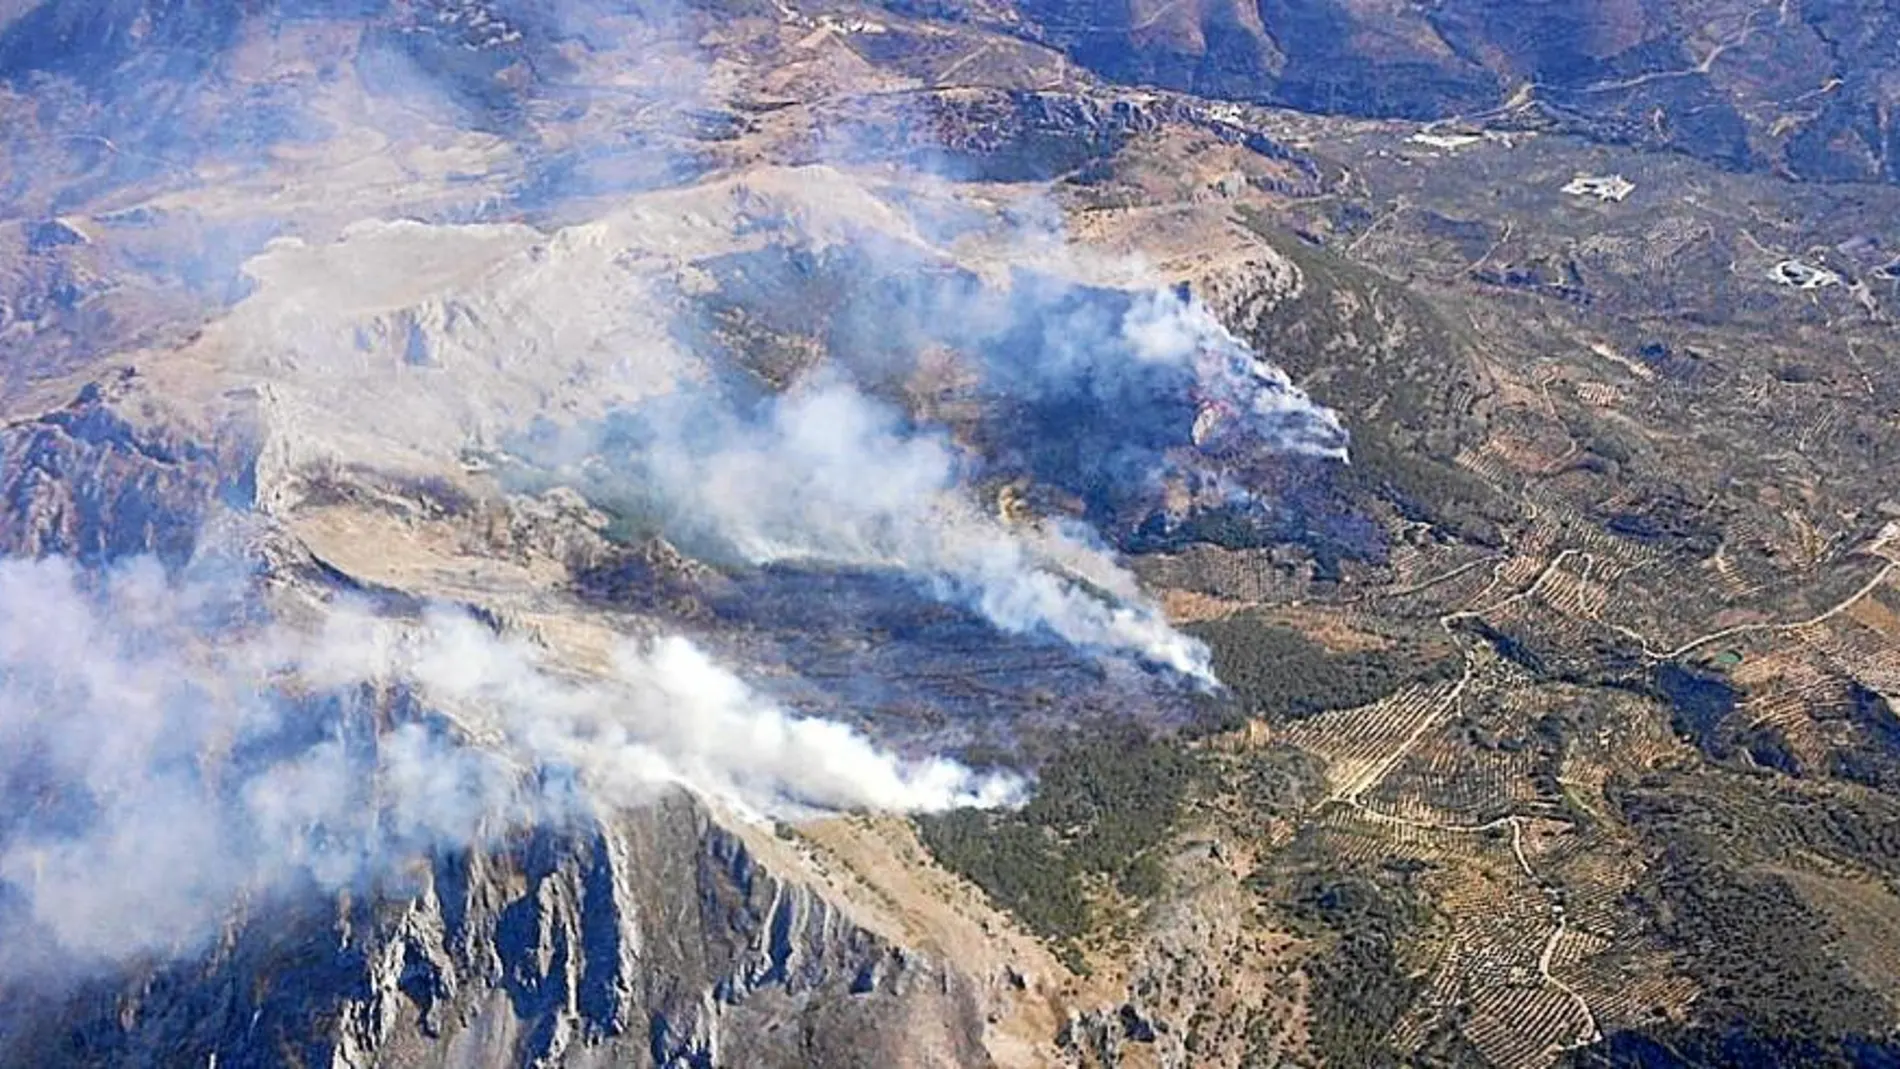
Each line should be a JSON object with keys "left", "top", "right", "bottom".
{"left": 0, "top": 372, "right": 254, "bottom": 568}
{"left": 3, "top": 793, "right": 991, "bottom": 1068}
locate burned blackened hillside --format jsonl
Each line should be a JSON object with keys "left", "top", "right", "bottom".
{"left": 673, "top": 235, "right": 1357, "bottom": 560}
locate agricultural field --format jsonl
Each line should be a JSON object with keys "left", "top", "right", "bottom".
{"left": 920, "top": 103, "right": 1900, "bottom": 1066}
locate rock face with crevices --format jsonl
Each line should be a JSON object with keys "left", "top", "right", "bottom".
{"left": 4, "top": 794, "right": 990, "bottom": 1069}
{"left": 0, "top": 373, "right": 254, "bottom": 568}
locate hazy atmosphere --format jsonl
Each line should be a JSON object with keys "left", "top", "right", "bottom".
{"left": 4, "top": 0, "right": 1900, "bottom": 1066}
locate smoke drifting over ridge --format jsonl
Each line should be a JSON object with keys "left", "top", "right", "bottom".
{"left": 0, "top": 0, "right": 1353, "bottom": 988}
{"left": 510, "top": 195, "right": 1347, "bottom": 681}
{"left": 529, "top": 375, "right": 1217, "bottom": 680}
{"left": 0, "top": 556, "right": 1021, "bottom": 978}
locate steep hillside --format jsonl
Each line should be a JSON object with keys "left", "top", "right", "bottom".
{"left": 913, "top": 0, "right": 1900, "bottom": 183}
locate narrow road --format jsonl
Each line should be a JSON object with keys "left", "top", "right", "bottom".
{"left": 1351, "top": 805, "right": 1600, "bottom": 1051}
{"left": 1577, "top": 0, "right": 1778, "bottom": 95}
{"left": 1659, "top": 559, "right": 1897, "bottom": 661}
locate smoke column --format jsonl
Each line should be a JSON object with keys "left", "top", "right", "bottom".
{"left": 0, "top": 555, "right": 1022, "bottom": 979}
{"left": 565, "top": 374, "right": 1215, "bottom": 680}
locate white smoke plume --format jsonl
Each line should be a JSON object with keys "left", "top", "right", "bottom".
{"left": 520, "top": 231, "right": 1342, "bottom": 684}
{"left": 1119, "top": 289, "right": 1349, "bottom": 461}
{"left": 0, "top": 555, "right": 1021, "bottom": 978}
{"left": 582, "top": 375, "right": 1215, "bottom": 680}
{"left": 398, "top": 604, "right": 1024, "bottom": 814}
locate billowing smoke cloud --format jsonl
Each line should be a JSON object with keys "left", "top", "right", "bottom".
{"left": 504, "top": 220, "right": 1343, "bottom": 682}
{"left": 410, "top": 610, "right": 1022, "bottom": 812}
{"left": 491, "top": 187, "right": 1346, "bottom": 682}
{"left": 0, "top": 555, "right": 1021, "bottom": 978}
{"left": 786, "top": 180, "right": 1349, "bottom": 476}
{"left": 965, "top": 274, "right": 1349, "bottom": 529}
{"left": 553, "top": 374, "right": 1215, "bottom": 680}
{"left": 1118, "top": 288, "right": 1348, "bottom": 460}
